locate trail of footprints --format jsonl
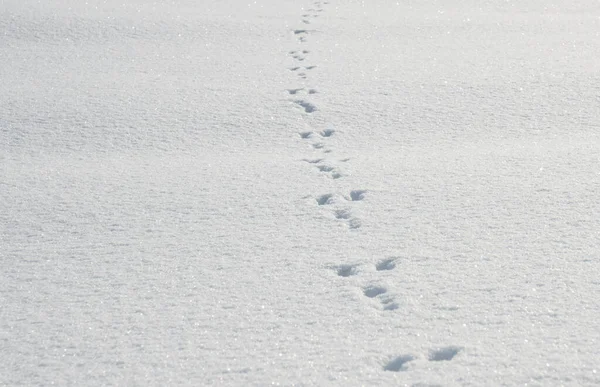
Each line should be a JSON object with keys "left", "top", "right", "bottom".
{"left": 383, "top": 346, "right": 463, "bottom": 372}
{"left": 287, "top": 1, "right": 362, "bottom": 229}
{"left": 313, "top": 188, "right": 365, "bottom": 229}
{"left": 334, "top": 258, "right": 463, "bottom": 371}
{"left": 334, "top": 258, "right": 400, "bottom": 311}
{"left": 287, "top": 2, "right": 321, "bottom": 110}
{"left": 287, "top": 1, "right": 463, "bottom": 374}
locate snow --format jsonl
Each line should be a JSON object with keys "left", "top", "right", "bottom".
{"left": 2, "top": 0, "right": 600, "bottom": 385}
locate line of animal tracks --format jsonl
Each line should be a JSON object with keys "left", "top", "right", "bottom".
{"left": 285, "top": 1, "right": 462, "bottom": 373}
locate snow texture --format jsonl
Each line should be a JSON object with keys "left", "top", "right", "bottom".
{"left": 2, "top": 0, "right": 600, "bottom": 385}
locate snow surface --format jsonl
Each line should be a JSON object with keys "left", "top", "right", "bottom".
{"left": 2, "top": 0, "right": 600, "bottom": 385}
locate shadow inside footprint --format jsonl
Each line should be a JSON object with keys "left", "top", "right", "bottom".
{"left": 316, "top": 194, "right": 333, "bottom": 205}
{"left": 303, "top": 158, "right": 323, "bottom": 164}
{"left": 363, "top": 286, "right": 386, "bottom": 298}
{"left": 299, "top": 131, "right": 313, "bottom": 139}
{"left": 321, "top": 129, "right": 335, "bottom": 137}
{"left": 429, "top": 346, "right": 462, "bottom": 361}
{"left": 349, "top": 190, "right": 367, "bottom": 201}
{"left": 383, "top": 355, "right": 415, "bottom": 372}
{"left": 294, "top": 100, "right": 316, "bottom": 113}
{"left": 335, "top": 209, "right": 351, "bottom": 220}
{"left": 376, "top": 258, "right": 397, "bottom": 271}
{"left": 317, "top": 165, "right": 334, "bottom": 172}
{"left": 335, "top": 264, "right": 358, "bottom": 277}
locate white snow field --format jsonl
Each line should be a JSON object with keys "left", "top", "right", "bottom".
{"left": 2, "top": 0, "right": 600, "bottom": 385}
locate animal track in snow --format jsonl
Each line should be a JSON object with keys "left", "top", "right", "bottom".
{"left": 428, "top": 346, "right": 462, "bottom": 361}
{"left": 316, "top": 164, "right": 342, "bottom": 179}
{"left": 335, "top": 264, "right": 359, "bottom": 277}
{"left": 363, "top": 285, "right": 398, "bottom": 310}
{"left": 376, "top": 258, "right": 397, "bottom": 271}
{"left": 320, "top": 128, "right": 335, "bottom": 137}
{"left": 294, "top": 100, "right": 316, "bottom": 113}
{"left": 349, "top": 189, "right": 367, "bottom": 201}
{"left": 316, "top": 193, "right": 333, "bottom": 205}
{"left": 287, "top": 88, "right": 315, "bottom": 97}
{"left": 383, "top": 355, "right": 415, "bottom": 372}
{"left": 305, "top": 65, "right": 317, "bottom": 70}
{"left": 289, "top": 67, "right": 300, "bottom": 71}
{"left": 317, "top": 164, "right": 334, "bottom": 173}
{"left": 334, "top": 257, "right": 401, "bottom": 310}
{"left": 303, "top": 158, "right": 323, "bottom": 164}
{"left": 333, "top": 208, "right": 360, "bottom": 228}
{"left": 334, "top": 209, "right": 351, "bottom": 220}
{"left": 363, "top": 285, "right": 386, "bottom": 298}
{"left": 383, "top": 347, "right": 462, "bottom": 373}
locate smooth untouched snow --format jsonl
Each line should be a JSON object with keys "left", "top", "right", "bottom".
{"left": 2, "top": 0, "right": 600, "bottom": 385}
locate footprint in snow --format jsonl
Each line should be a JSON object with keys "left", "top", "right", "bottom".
{"left": 363, "top": 285, "right": 398, "bottom": 310}
{"left": 316, "top": 193, "right": 333, "bottom": 205}
{"left": 383, "top": 355, "right": 415, "bottom": 372}
{"left": 349, "top": 189, "right": 367, "bottom": 201}
{"left": 317, "top": 164, "right": 335, "bottom": 173}
{"left": 376, "top": 258, "right": 397, "bottom": 271}
{"left": 318, "top": 165, "right": 342, "bottom": 179}
{"left": 288, "top": 89, "right": 315, "bottom": 97}
{"left": 333, "top": 208, "right": 361, "bottom": 228}
{"left": 383, "top": 347, "right": 462, "bottom": 372}
{"left": 363, "top": 285, "right": 386, "bottom": 298}
{"left": 303, "top": 158, "right": 323, "bottom": 164}
{"left": 376, "top": 259, "right": 396, "bottom": 272}
{"left": 320, "top": 128, "right": 335, "bottom": 137}
{"left": 334, "top": 209, "right": 350, "bottom": 220}
{"left": 334, "top": 264, "right": 360, "bottom": 277}
{"left": 428, "top": 346, "right": 462, "bottom": 361}
{"left": 294, "top": 100, "right": 316, "bottom": 113}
